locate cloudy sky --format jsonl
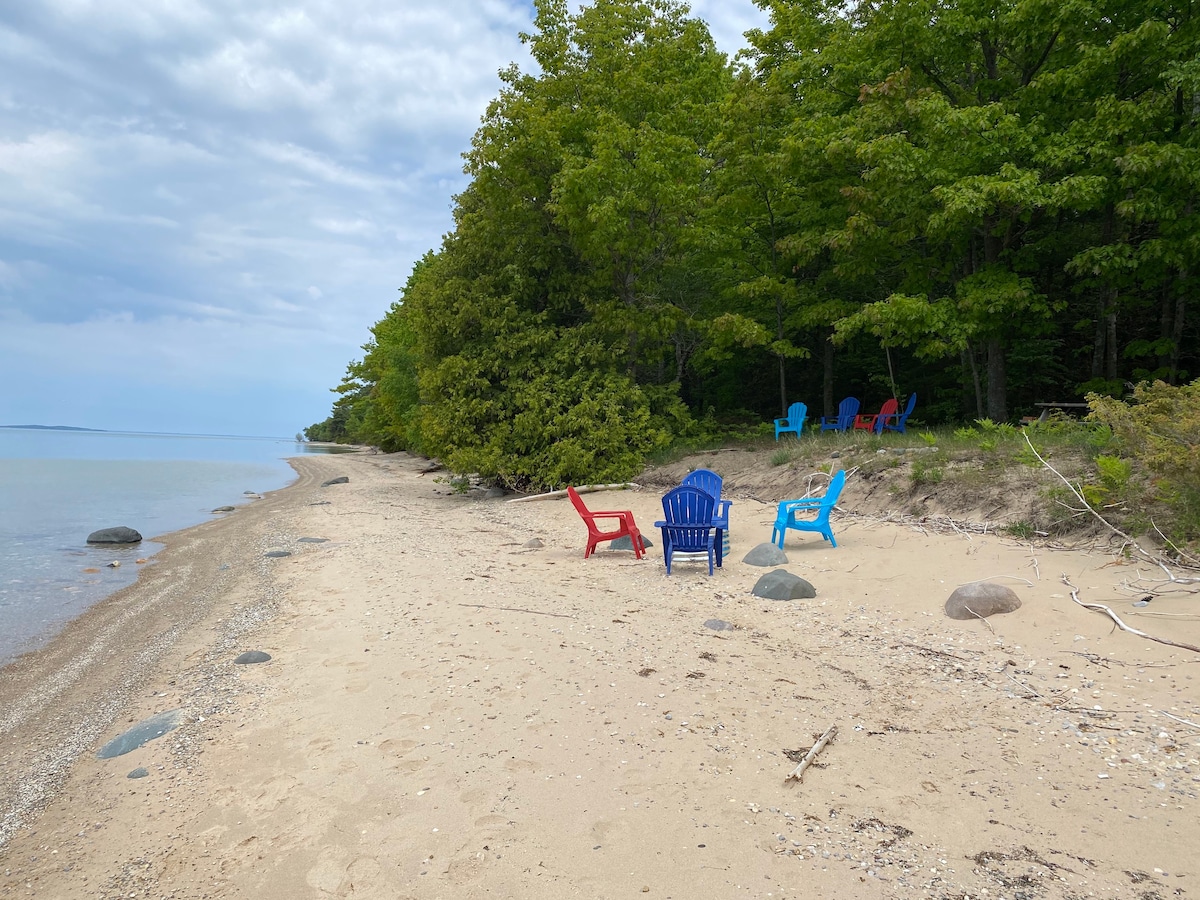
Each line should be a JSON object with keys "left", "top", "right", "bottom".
{"left": 0, "top": 1, "right": 767, "bottom": 438}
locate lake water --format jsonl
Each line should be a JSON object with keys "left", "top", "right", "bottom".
{"left": 0, "top": 429, "right": 334, "bottom": 666}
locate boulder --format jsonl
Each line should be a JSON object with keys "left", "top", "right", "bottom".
{"left": 264, "top": 548, "right": 291, "bottom": 558}
{"left": 87, "top": 526, "right": 142, "bottom": 544}
{"left": 751, "top": 569, "right": 816, "bottom": 601}
{"left": 322, "top": 476, "right": 350, "bottom": 486}
{"left": 742, "top": 543, "right": 788, "bottom": 567}
{"left": 945, "top": 582, "right": 1022, "bottom": 620}
{"left": 609, "top": 535, "right": 653, "bottom": 551}
{"left": 212, "top": 506, "right": 235, "bottom": 513}
{"left": 234, "top": 650, "right": 272, "bottom": 664}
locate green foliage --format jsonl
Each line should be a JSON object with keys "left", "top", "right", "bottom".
{"left": 910, "top": 460, "right": 944, "bottom": 486}
{"left": 1088, "top": 380, "right": 1200, "bottom": 543}
{"left": 1003, "top": 521, "right": 1036, "bottom": 541}
{"left": 918, "top": 431, "right": 937, "bottom": 447}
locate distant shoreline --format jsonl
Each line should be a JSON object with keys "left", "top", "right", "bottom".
{"left": 0, "top": 424, "right": 294, "bottom": 440}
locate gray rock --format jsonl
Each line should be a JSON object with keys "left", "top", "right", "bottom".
{"left": 484, "top": 486, "right": 506, "bottom": 499}
{"left": 96, "top": 709, "right": 182, "bottom": 759}
{"left": 264, "top": 548, "right": 291, "bottom": 558}
{"left": 523, "top": 538, "right": 544, "bottom": 549}
{"left": 752, "top": 570, "right": 816, "bottom": 601}
{"left": 86, "top": 526, "right": 142, "bottom": 544}
{"left": 212, "top": 506, "right": 235, "bottom": 513}
{"left": 297, "top": 537, "right": 329, "bottom": 543}
{"left": 128, "top": 767, "right": 149, "bottom": 779}
{"left": 704, "top": 619, "right": 736, "bottom": 631}
{"left": 742, "top": 543, "right": 788, "bottom": 567}
{"left": 322, "top": 476, "right": 350, "bottom": 486}
{"left": 234, "top": 650, "right": 272, "bottom": 664}
{"left": 945, "top": 582, "right": 1022, "bottom": 620}
{"left": 609, "top": 535, "right": 653, "bottom": 551}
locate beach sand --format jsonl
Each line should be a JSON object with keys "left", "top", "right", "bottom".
{"left": 1, "top": 452, "right": 1198, "bottom": 899}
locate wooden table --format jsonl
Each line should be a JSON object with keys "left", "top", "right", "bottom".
{"left": 1034, "top": 401, "right": 1089, "bottom": 422}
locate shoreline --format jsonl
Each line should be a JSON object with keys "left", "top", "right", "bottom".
{"left": 2, "top": 452, "right": 1198, "bottom": 898}
{"left": 0, "top": 455, "right": 330, "bottom": 850}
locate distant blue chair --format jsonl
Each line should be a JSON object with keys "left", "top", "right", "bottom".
{"left": 774, "top": 402, "right": 807, "bottom": 440}
{"left": 880, "top": 393, "right": 917, "bottom": 433}
{"left": 681, "top": 468, "right": 732, "bottom": 555}
{"left": 771, "top": 469, "right": 846, "bottom": 549}
{"left": 819, "top": 397, "right": 860, "bottom": 432}
{"left": 655, "top": 485, "right": 721, "bottom": 575}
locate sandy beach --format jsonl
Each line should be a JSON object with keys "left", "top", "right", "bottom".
{"left": 2, "top": 451, "right": 1198, "bottom": 899}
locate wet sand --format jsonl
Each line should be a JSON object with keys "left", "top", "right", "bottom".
{"left": 1, "top": 452, "right": 1197, "bottom": 899}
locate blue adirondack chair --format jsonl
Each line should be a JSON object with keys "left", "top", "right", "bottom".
{"left": 774, "top": 402, "right": 807, "bottom": 440}
{"left": 880, "top": 392, "right": 917, "bottom": 433}
{"left": 771, "top": 469, "right": 847, "bottom": 549}
{"left": 681, "top": 468, "right": 732, "bottom": 555}
{"left": 655, "top": 485, "right": 721, "bottom": 575}
{"left": 819, "top": 397, "right": 860, "bottom": 432}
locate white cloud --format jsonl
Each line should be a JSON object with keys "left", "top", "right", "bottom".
{"left": 0, "top": 0, "right": 768, "bottom": 435}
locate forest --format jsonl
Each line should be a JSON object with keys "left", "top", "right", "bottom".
{"left": 306, "top": 0, "right": 1198, "bottom": 490}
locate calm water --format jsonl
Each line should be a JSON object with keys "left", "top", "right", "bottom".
{"left": 0, "top": 429, "right": 331, "bottom": 665}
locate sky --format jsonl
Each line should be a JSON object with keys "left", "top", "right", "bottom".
{"left": 0, "top": 1, "right": 768, "bottom": 438}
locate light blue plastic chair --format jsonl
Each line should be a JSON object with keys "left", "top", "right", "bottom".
{"left": 771, "top": 470, "right": 846, "bottom": 549}
{"left": 774, "top": 402, "right": 807, "bottom": 440}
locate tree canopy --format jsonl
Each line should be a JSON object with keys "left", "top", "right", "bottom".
{"left": 308, "top": 0, "right": 1198, "bottom": 489}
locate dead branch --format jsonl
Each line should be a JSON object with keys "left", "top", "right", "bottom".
{"left": 1060, "top": 575, "right": 1200, "bottom": 654}
{"left": 506, "top": 483, "right": 641, "bottom": 503}
{"left": 458, "top": 603, "right": 575, "bottom": 618}
{"left": 1158, "top": 711, "right": 1200, "bottom": 730}
{"left": 786, "top": 724, "right": 837, "bottom": 783}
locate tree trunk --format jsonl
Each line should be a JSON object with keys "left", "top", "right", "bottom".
{"left": 986, "top": 338, "right": 1007, "bottom": 422}
{"left": 1169, "top": 269, "right": 1187, "bottom": 385}
{"left": 963, "top": 345, "right": 984, "bottom": 419}
{"left": 823, "top": 336, "right": 834, "bottom": 418}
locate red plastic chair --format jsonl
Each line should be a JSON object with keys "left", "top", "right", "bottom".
{"left": 854, "top": 398, "right": 899, "bottom": 434}
{"left": 567, "top": 486, "right": 646, "bottom": 560}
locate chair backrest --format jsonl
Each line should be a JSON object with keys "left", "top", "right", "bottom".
{"left": 681, "top": 468, "right": 722, "bottom": 502}
{"left": 567, "top": 485, "right": 591, "bottom": 519}
{"left": 785, "top": 402, "right": 805, "bottom": 424}
{"left": 901, "top": 392, "right": 917, "bottom": 417}
{"left": 819, "top": 469, "right": 847, "bottom": 513}
{"left": 660, "top": 485, "right": 715, "bottom": 526}
{"left": 837, "top": 396, "right": 860, "bottom": 425}
{"left": 872, "top": 398, "right": 899, "bottom": 432}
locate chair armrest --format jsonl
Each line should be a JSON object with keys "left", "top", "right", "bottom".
{"left": 779, "top": 498, "right": 823, "bottom": 510}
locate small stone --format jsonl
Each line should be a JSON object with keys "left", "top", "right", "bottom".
{"left": 703, "top": 619, "right": 735, "bottom": 631}
{"left": 751, "top": 570, "right": 816, "bottom": 601}
{"left": 264, "top": 549, "right": 291, "bottom": 558}
{"left": 234, "top": 650, "right": 272, "bottom": 665}
{"left": 106, "top": 560, "right": 121, "bottom": 568}
{"left": 212, "top": 506, "right": 235, "bottom": 513}
{"left": 742, "top": 543, "right": 788, "bottom": 567}
{"left": 297, "top": 537, "right": 329, "bottom": 543}
{"left": 945, "top": 582, "right": 1022, "bottom": 619}
{"left": 484, "top": 486, "right": 506, "bottom": 499}
{"left": 322, "top": 476, "right": 350, "bottom": 486}
{"left": 523, "top": 538, "right": 544, "bottom": 549}
{"left": 127, "top": 768, "right": 149, "bottom": 779}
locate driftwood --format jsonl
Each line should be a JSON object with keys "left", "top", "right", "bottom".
{"left": 785, "top": 724, "right": 837, "bottom": 783}
{"left": 506, "top": 483, "right": 641, "bottom": 504}
{"left": 1061, "top": 575, "right": 1200, "bottom": 654}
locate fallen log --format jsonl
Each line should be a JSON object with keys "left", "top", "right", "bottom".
{"left": 507, "top": 483, "right": 641, "bottom": 503}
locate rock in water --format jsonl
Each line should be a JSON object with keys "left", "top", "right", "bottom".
{"left": 234, "top": 650, "right": 272, "bottom": 664}
{"left": 751, "top": 570, "right": 816, "bottom": 601}
{"left": 87, "top": 526, "right": 142, "bottom": 544}
{"left": 212, "top": 506, "right": 235, "bottom": 513}
{"left": 945, "top": 582, "right": 1022, "bottom": 620}
{"left": 742, "top": 543, "right": 788, "bottom": 567}
{"left": 322, "top": 476, "right": 350, "bottom": 486}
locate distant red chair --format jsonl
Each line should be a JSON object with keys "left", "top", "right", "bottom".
{"left": 567, "top": 486, "right": 646, "bottom": 560}
{"left": 854, "top": 398, "right": 899, "bottom": 434}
